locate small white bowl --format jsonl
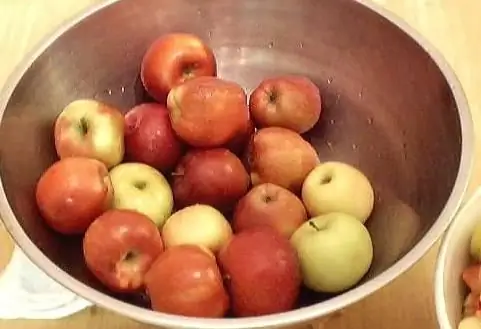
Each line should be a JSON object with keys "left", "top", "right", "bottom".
{"left": 435, "top": 187, "right": 481, "bottom": 328}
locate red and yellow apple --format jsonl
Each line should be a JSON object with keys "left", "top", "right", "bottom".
{"left": 167, "top": 76, "right": 250, "bottom": 148}
{"left": 83, "top": 209, "right": 164, "bottom": 293}
{"left": 249, "top": 75, "right": 322, "bottom": 134}
{"left": 35, "top": 157, "right": 113, "bottom": 234}
{"left": 124, "top": 103, "right": 185, "bottom": 173}
{"left": 172, "top": 148, "right": 250, "bottom": 211}
{"left": 54, "top": 99, "right": 124, "bottom": 169}
{"left": 109, "top": 163, "right": 174, "bottom": 228}
{"left": 145, "top": 244, "right": 229, "bottom": 318}
{"left": 247, "top": 127, "right": 320, "bottom": 193}
{"left": 162, "top": 204, "right": 232, "bottom": 254}
{"left": 141, "top": 33, "right": 217, "bottom": 103}
{"left": 232, "top": 183, "right": 307, "bottom": 239}
{"left": 302, "top": 162, "right": 375, "bottom": 223}
{"left": 219, "top": 227, "right": 301, "bottom": 317}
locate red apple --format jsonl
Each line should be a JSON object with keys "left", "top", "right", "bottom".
{"left": 172, "top": 148, "right": 250, "bottom": 211}
{"left": 124, "top": 103, "right": 185, "bottom": 173}
{"left": 247, "top": 127, "right": 320, "bottom": 193}
{"left": 83, "top": 209, "right": 164, "bottom": 293}
{"left": 233, "top": 183, "right": 307, "bottom": 239}
{"left": 54, "top": 99, "right": 124, "bottom": 169}
{"left": 141, "top": 33, "right": 217, "bottom": 103}
{"left": 463, "top": 264, "right": 481, "bottom": 293}
{"left": 35, "top": 157, "right": 113, "bottom": 234}
{"left": 249, "top": 75, "right": 322, "bottom": 134}
{"left": 145, "top": 244, "right": 229, "bottom": 318}
{"left": 218, "top": 227, "right": 301, "bottom": 317}
{"left": 464, "top": 292, "right": 481, "bottom": 317}
{"left": 167, "top": 76, "right": 250, "bottom": 148}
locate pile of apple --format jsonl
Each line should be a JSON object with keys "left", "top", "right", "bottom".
{"left": 34, "top": 32, "right": 375, "bottom": 318}
{"left": 458, "top": 223, "right": 481, "bottom": 329}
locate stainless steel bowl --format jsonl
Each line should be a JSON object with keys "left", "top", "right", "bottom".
{"left": 0, "top": 0, "right": 474, "bottom": 328}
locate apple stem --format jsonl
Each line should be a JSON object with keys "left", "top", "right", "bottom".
{"left": 79, "top": 117, "right": 89, "bottom": 136}
{"left": 309, "top": 221, "right": 321, "bottom": 231}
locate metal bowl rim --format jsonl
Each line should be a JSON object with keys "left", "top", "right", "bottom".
{"left": 0, "top": 0, "right": 475, "bottom": 328}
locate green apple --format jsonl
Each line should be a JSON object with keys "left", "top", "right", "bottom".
{"left": 162, "top": 204, "right": 232, "bottom": 253}
{"left": 290, "top": 212, "right": 373, "bottom": 293}
{"left": 54, "top": 99, "right": 125, "bottom": 169}
{"left": 109, "top": 163, "right": 174, "bottom": 228}
{"left": 470, "top": 221, "right": 481, "bottom": 261}
{"left": 301, "top": 161, "right": 374, "bottom": 223}
{"left": 459, "top": 317, "right": 481, "bottom": 329}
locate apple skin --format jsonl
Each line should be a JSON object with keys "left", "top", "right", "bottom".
{"left": 82, "top": 209, "right": 164, "bottom": 293}
{"left": 470, "top": 221, "right": 481, "bottom": 262}
{"left": 54, "top": 99, "right": 124, "bottom": 169}
{"left": 172, "top": 148, "right": 250, "bottom": 212}
{"left": 463, "top": 265, "right": 481, "bottom": 293}
{"left": 162, "top": 204, "right": 232, "bottom": 254}
{"left": 35, "top": 157, "right": 113, "bottom": 235}
{"left": 109, "top": 162, "right": 174, "bottom": 228}
{"left": 247, "top": 127, "right": 320, "bottom": 193}
{"left": 249, "top": 75, "right": 322, "bottom": 134}
{"left": 232, "top": 183, "right": 307, "bottom": 239}
{"left": 124, "top": 103, "right": 185, "bottom": 173}
{"left": 301, "top": 161, "right": 375, "bottom": 223}
{"left": 141, "top": 33, "right": 217, "bottom": 103}
{"left": 459, "top": 317, "right": 481, "bottom": 329}
{"left": 218, "top": 227, "right": 301, "bottom": 317}
{"left": 290, "top": 212, "right": 374, "bottom": 294}
{"left": 464, "top": 292, "right": 481, "bottom": 318}
{"left": 167, "top": 76, "right": 250, "bottom": 148}
{"left": 144, "top": 244, "right": 229, "bottom": 318}
{"left": 225, "top": 118, "right": 256, "bottom": 156}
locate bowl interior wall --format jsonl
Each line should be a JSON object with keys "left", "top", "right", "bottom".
{"left": 0, "top": 0, "right": 462, "bottom": 309}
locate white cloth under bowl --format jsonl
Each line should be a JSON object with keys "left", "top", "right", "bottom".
{"left": 0, "top": 245, "right": 91, "bottom": 319}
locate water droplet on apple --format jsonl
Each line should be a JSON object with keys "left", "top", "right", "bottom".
{"left": 327, "top": 77, "right": 333, "bottom": 84}
{"left": 352, "top": 144, "right": 358, "bottom": 150}
{"left": 299, "top": 42, "right": 304, "bottom": 48}
{"left": 329, "top": 119, "right": 335, "bottom": 125}
{"left": 335, "top": 94, "right": 341, "bottom": 104}
{"left": 367, "top": 118, "right": 374, "bottom": 125}
{"left": 268, "top": 42, "right": 274, "bottom": 48}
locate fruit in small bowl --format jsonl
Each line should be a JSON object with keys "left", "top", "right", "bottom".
{"left": 435, "top": 189, "right": 481, "bottom": 329}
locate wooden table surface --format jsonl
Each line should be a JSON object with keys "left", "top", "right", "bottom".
{"left": 1, "top": 0, "right": 481, "bottom": 328}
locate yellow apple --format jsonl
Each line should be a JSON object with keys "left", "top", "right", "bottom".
{"left": 54, "top": 99, "right": 124, "bottom": 169}
{"left": 459, "top": 317, "right": 481, "bottom": 329}
{"left": 162, "top": 204, "right": 232, "bottom": 254}
{"left": 301, "top": 161, "right": 374, "bottom": 223}
{"left": 109, "top": 163, "right": 174, "bottom": 228}
{"left": 470, "top": 221, "right": 481, "bottom": 262}
{"left": 290, "top": 212, "right": 373, "bottom": 293}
